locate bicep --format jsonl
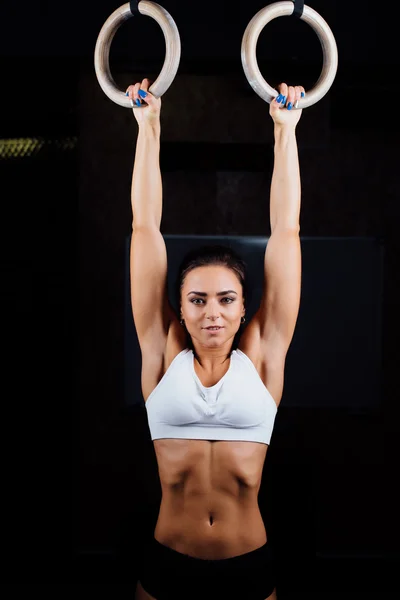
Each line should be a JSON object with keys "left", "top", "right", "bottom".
{"left": 258, "top": 230, "right": 302, "bottom": 356}
{"left": 130, "top": 226, "right": 174, "bottom": 353}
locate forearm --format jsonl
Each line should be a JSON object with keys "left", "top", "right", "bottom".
{"left": 270, "top": 124, "right": 301, "bottom": 233}
{"left": 131, "top": 122, "right": 162, "bottom": 229}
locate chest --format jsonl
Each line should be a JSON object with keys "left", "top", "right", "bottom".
{"left": 153, "top": 360, "right": 272, "bottom": 427}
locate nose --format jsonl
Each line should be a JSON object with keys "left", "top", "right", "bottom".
{"left": 206, "top": 302, "right": 221, "bottom": 321}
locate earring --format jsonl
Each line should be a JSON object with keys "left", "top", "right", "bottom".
{"left": 241, "top": 316, "right": 246, "bottom": 324}
{"left": 180, "top": 318, "right": 185, "bottom": 326}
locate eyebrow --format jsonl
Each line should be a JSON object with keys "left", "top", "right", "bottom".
{"left": 187, "top": 290, "right": 238, "bottom": 297}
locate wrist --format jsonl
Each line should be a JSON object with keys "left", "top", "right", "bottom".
{"left": 274, "top": 122, "right": 296, "bottom": 135}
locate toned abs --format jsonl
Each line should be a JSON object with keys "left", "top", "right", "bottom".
{"left": 153, "top": 437, "right": 269, "bottom": 559}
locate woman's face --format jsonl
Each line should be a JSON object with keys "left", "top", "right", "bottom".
{"left": 180, "top": 265, "right": 245, "bottom": 348}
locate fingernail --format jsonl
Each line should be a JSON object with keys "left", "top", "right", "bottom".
{"left": 136, "top": 99, "right": 141, "bottom": 107}
{"left": 287, "top": 102, "right": 292, "bottom": 110}
{"left": 281, "top": 96, "right": 286, "bottom": 104}
{"left": 125, "top": 92, "right": 129, "bottom": 96}
{"left": 276, "top": 94, "right": 282, "bottom": 102}
{"left": 138, "top": 89, "right": 147, "bottom": 98}
{"left": 301, "top": 92, "right": 305, "bottom": 97}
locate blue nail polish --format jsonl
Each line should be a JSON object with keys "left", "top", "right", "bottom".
{"left": 276, "top": 94, "right": 282, "bottom": 102}
{"left": 281, "top": 96, "right": 286, "bottom": 104}
{"left": 125, "top": 92, "right": 129, "bottom": 96}
{"left": 287, "top": 102, "right": 292, "bottom": 110}
{"left": 138, "top": 89, "right": 148, "bottom": 98}
{"left": 136, "top": 99, "right": 141, "bottom": 106}
{"left": 301, "top": 92, "right": 305, "bottom": 97}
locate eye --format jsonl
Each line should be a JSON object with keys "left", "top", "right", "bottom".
{"left": 190, "top": 297, "right": 235, "bottom": 305}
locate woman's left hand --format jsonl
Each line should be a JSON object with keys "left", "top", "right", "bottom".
{"left": 269, "top": 83, "right": 305, "bottom": 127}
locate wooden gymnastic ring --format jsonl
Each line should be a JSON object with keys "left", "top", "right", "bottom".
{"left": 94, "top": 1, "right": 181, "bottom": 108}
{"left": 241, "top": 1, "right": 338, "bottom": 108}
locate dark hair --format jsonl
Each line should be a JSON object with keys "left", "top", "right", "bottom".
{"left": 175, "top": 244, "right": 248, "bottom": 353}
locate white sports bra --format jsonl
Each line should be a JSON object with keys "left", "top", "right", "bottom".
{"left": 145, "top": 348, "right": 277, "bottom": 445}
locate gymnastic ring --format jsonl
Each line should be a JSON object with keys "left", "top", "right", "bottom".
{"left": 241, "top": 1, "right": 338, "bottom": 109}
{"left": 94, "top": 1, "right": 181, "bottom": 108}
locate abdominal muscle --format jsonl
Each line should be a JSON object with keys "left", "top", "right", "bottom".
{"left": 152, "top": 437, "right": 269, "bottom": 560}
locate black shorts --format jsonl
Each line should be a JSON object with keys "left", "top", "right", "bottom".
{"left": 138, "top": 535, "right": 276, "bottom": 600}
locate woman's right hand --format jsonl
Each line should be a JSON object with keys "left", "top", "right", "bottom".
{"left": 126, "top": 78, "right": 161, "bottom": 126}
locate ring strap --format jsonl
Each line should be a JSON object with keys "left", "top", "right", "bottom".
{"left": 130, "top": 0, "right": 142, "bottom": 16}
{"left": 292, "top": 0, "right": 304, "bottom": 18}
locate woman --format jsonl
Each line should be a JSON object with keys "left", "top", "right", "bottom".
{"left": 127, "top": 78, "right": 304, "bottom": 600}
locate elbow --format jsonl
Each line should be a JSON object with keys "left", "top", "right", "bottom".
{"left": 271, "top": 222, "right": 300, "bottom": 235}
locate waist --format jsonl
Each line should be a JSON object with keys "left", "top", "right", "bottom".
{"left": 154, "top": 491, "right": 267, "bottom": 559}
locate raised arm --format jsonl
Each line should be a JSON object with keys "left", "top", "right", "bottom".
{"left": 128, "top": 79, "right": 175, "bottom": 355}
{"left": 244, "top": 84, "right": 304, "bottom": 366}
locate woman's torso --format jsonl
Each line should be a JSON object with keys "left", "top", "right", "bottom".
{"left": 141, "top": 322, "right": 283, "bottom": 559}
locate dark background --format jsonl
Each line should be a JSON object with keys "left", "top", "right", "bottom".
{"left": 0, "top": 0, "right": 398, "bottom": 595}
